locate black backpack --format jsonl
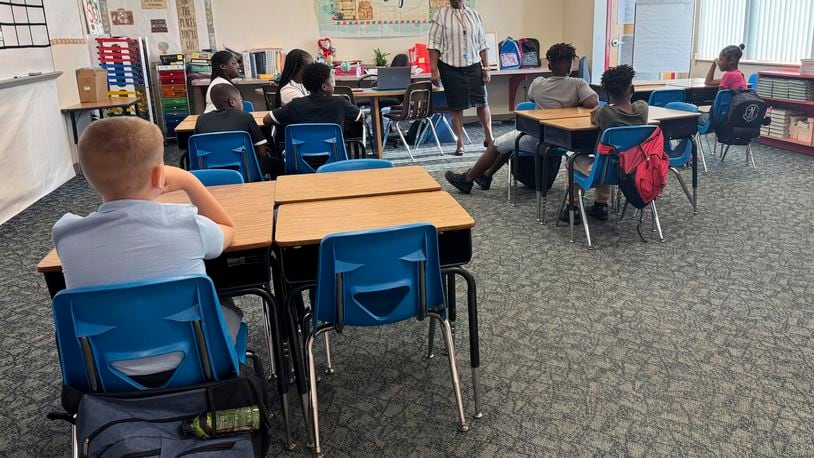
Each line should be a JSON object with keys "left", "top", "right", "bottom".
{"left": 518, "top": 38, "right": 541, "bottom": 68}
{"left": 714, "top": 90, "right": 769, "bottom": 145}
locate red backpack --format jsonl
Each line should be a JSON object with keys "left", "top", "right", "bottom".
{"left": 597, "top": 127, "right": 669, "bottom": 209}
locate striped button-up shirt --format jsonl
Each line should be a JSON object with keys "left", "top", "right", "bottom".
{"left": 427, "top": 6, "right": 488, "bottom": 68}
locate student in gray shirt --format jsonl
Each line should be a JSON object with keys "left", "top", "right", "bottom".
{"left": 53, "top": 117, "right": 241, "bottom": 377}
{"left": 445, "top": 43, "right": 598, "bottom": 194}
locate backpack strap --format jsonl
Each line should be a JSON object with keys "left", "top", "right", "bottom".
{"left": 597, "top": 143, "right": 615, "bottom": 156}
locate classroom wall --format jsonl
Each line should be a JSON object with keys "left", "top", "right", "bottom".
{"left": 210, "top": 0, "right": 565, "bottom": 63}
{"left": 562, "top": 0, "right": 595, "bottom": 61}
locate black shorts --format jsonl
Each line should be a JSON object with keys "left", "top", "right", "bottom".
{"left": 438, "top": 61, "right": 488, "bottom": 111}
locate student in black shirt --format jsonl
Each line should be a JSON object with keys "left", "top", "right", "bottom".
{"left": 195, "top": 84, "right": 283, "bottom": 178}
{"left": 263, "top": 62, "right": 362, "bottom": 131}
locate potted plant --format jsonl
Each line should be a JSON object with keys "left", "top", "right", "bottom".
{"left": 373, "top": 48, "right": 391, "bottom": 67}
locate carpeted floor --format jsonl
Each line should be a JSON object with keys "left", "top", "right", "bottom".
{"left": 1, "top": 128, "right": 813, "bottom": 456}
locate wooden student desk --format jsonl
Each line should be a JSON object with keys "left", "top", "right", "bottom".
{"left": 173, "top": 111, "right": 271, "bottom": 156}
{"left": 37, "top": 181, "right": 277, "bottom": 297}
{"left": 61, "top": 97, "right": 141, "bottom": 144}
{"left": 274, "top": 190, "right": 483, "bottom": 420}
{"left": 274, "top": 165, "right": 440, "bottom": 205}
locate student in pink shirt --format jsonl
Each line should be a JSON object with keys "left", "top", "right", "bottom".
{"left": 705, "top": 44, "right": 748, "bottom": 90}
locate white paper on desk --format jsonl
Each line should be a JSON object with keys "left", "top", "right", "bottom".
{"left": 632, "top": 0, "right": 695, "bottom": 74}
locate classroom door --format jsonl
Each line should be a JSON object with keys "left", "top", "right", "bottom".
{"left": 605, "top": 0, "right": 636, "bottom": 70}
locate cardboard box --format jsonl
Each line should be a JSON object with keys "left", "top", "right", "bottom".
{"left": 76, "top": 68, "right": 109, "bottom": 103}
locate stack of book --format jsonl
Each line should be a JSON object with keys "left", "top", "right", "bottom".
{"left": 756, "top": 77, "right": 773, "bottom": 98}
{"left": 241, "top": 48, "right": 286, "bottom": 79}
{"left": 188, "top": 52, "right": 212, "bottom": 75}
{"left": 787, "top": 78, "right": 814, "bottom": 102}
{"left": 801, "top": 59, "right": 814, "bottom": 76}
{"left": 761, "top": 108, "right": 807, "bottom": 139}
{"left": 790, "top": 117, "right": 814, "bottom": 144}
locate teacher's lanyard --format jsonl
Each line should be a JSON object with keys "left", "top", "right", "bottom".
{"left": 455, "top": 9, "right": 470, "bottom": 61}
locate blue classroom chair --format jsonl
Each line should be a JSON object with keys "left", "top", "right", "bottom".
{"left": 748, "top": 73, "right": 758, "bottom": 89}
{"left": 284, "top": 123, "right": 349, "bottom": 174}
{"left": 304, "top": 224, "right": 469, "bottom": 455}
{"left": 565, "top": 125, "right": 664, "bottom": 248}
{"left": 665, "top": 101, "right": 708, "bottom": 173}
{"left": 51, "top": 275, "right": 245, "bottom": 394}
{"left": 188, "top": 131, "right": 266, "bottom": 183}
{"left": 243, "top": 100, "right": 255, "bottom": 112}
{"left": 316, "top": 158, "right": 393, "bottom": 173}
{"left": 709, "top": 89, "right": 759, "bottom": 171}
{"left": 663, "top": 102, "right": 701, "bottom": 207}
{"left": 648, "top": 88, "right": 685, "bottom": 107}
{"left": 190, "top": 169, "right": 245, "bottom": 186}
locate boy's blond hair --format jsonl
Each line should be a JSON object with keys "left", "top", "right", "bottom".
{"left": 78, "top": 117, "right": 164, "bottom": 198}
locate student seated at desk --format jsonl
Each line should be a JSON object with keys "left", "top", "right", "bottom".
{"left": 205, "top": 51, "right": 240, "bottom": 113}
{"left": 278, "top": 49, "right": 313, "bottom": 106}
{"left": 704, "top": 44, "right": 748, "bottom": 90}
{"left": 194, "top": 84, "right": 282, "bottom": 179}
{"left": 52, "top": 117, "right": 243, "bottom": 379}
{"left": 561, "top": 64, "right": 648, "bottom": 222}
{"left": 263, "top": 62, "right": 363, "bottom": 130}
{"left": 445, "top": 43, "right": 598, "bottom": 194}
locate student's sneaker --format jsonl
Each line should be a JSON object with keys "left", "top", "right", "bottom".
{"left": 558, "top": 205, "right": 582, "bottom": 224}
{"left": 445, "top": 171, "right": 473, "bottom": 194}
{"left": 474, "top": 174, "right": 492, "bottom": 190}
{"left": 587, "top": 203, "right": 609, "bottom": 220}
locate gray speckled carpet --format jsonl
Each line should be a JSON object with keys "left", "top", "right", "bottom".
{"left": 1, "top": 126, "right": 813, "bottom": 456}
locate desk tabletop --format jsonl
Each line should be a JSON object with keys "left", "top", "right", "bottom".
{"left": 515, "top": 107, "right": 595, "bottom": 122}
{"left": 61, "top": 97, "right": 140, "bottom": 112}
{"left": 36, "top": 181, "right": 276, "bottom": 273}
{"left": 175, "top": 111, "right": 269, "bottom": 133}
{"left": 274, "top": 166, "right": 441, "bottom": 205}
{"left": 541, "top": 106, "right": 700, "bottom": 131}
{"left": 275, "top": 191, "right": 474, "bottom": 247}
{"left": 666, "top": 78, "right": 711, "bottom": 89}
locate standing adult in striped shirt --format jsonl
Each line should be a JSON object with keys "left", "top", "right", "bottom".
{"left": 428, "top": 0, "right": 493, "bottom": 155}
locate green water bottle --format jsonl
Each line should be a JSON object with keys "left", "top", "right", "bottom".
{"left": 182, "top": 406, "right": 260, "bottom": 439}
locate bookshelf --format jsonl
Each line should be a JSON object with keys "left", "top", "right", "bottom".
{"left": 757, "top": 71, "right": 814, "bottom": 156}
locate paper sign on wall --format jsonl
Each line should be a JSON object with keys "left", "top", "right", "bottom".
{"left": 82, "top": 0, "right": 105, "bottom": 34}
{"left": 111, "top": 9, "right": 134, "bottom": 26}
{"left": 141, "top": 0, "right": 167, "bottom": 9}
{"left": 151, "top": 19, "right": 168, "bottom": 33}
{"left": 176, "top": 0, "right": 199, "bottom": 53}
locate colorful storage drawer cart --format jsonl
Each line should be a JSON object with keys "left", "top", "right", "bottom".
{"left": 156, "top": 63, "right": 190, "bottom": 139}
{"left": 95, "top": 37, "right": 154, "bottom": 122}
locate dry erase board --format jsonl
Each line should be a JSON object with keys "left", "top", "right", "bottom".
{"left": 0, "top": 0, "right": 54, "bottom": 81}
{"left": 631, "top": 0, "right": 695, "bottom": 74}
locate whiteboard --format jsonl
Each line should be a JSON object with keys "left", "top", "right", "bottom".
{"left": 0, "top": 0, "right": 54, "bottom": 80}
{"left": 631, "top": 0, "right": 695, "bottom": 74}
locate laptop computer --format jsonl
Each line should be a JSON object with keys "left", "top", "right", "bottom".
{"left": 374, "top": 67, "right": 412, "bottom": 91}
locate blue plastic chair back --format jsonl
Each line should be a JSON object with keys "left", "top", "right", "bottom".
{"left": 188, "top": 131, "right": 265, "bottom": 183}
{"left": 284, "top": 123, "right": 349, "bottom": 174}
{"left": 242, "top": 100, "right": 255, "bottom": 112}
{"left": 515, "top": 101, "right": 536, "bottom": 128}
{"left": 711, "top": 89, "right": 735, "bottom": 126}
{"left": 664, "top": 102, "right": 697, "bottom": 167}
{"left": 317, "top": 159, "right": 393, "bottom": 173}
{"left": 648, "top": 89, "right": 685, "bottom": 107}
{"left": 577, "top": 125, "right": 659, "bottom": 190}
{"left": 313, "top": 224, "right": 445, "bottom": 332}
{"left": 51, "top": 275, "right": 240, "bottom": 393}
{"left": 748, "top": 73, "right": 758, "bottom": 89}
{"left": 190, "top": 169, "right": 245, "bottom": 186}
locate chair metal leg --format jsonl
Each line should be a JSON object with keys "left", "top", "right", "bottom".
{"left": 620, "top": 200, "right": 630, "bottom": 220}
{"left": 720, "top": 144, "right": 731, "bottom": 162}
{"left": 651, "top": 201, "right": 664, "bottom": 242}
{"left": 323, "top": 333, "right": 335, "bottom": 375}
{"left": 71, "top": 423, "right": 78, "bottom": 458}
{"left": 748, "top": 143, "right": 757, "bottom": 171}
{"left": 431, "top": 313, "right": 469, "bottom": 433}
{"left": 696, "top": 134, "right": 708, "bottom": 173}
{"left": 394, "top": 122, "right": 415, "bottom": 162}
{"left": 577, "top": 189, "right": 592, "bottom": 249}
{"left": 426, "top": 318, "right": 437, "bottom": 359}
{"left": 306, "top": 334, "right": 323, "bottom": 457}
{"left": 428, "top": 118, "right": 445, "bottom": 156}
{"left": 441, "top": 115, "right": 459, "bottom": 143}
{"left": 414, "top": 119, "right": 426, "bottom": 150}
{"left": 511, "top": 154, "right": 518, "bottom": 207}
{"left": 669, "top": 167, "right": 694, "bottom": 208}
{"left": 462, "top": 125, "right": 473, "bottom": 145}
{"left": 556, "top": 190, "right": 569, "bottom": 227}
{"left": 712, "top": 140, "right": 717, "bottom": 157}
{"left": 506, "top": 155, "right": 513, "bottom": 203}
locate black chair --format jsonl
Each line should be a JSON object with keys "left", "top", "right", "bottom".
{"left": 333, "top": 86, "right": 368, "bottom": 158}
{"left": 384, "top": 81, "right": 443, "bottom": 160}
